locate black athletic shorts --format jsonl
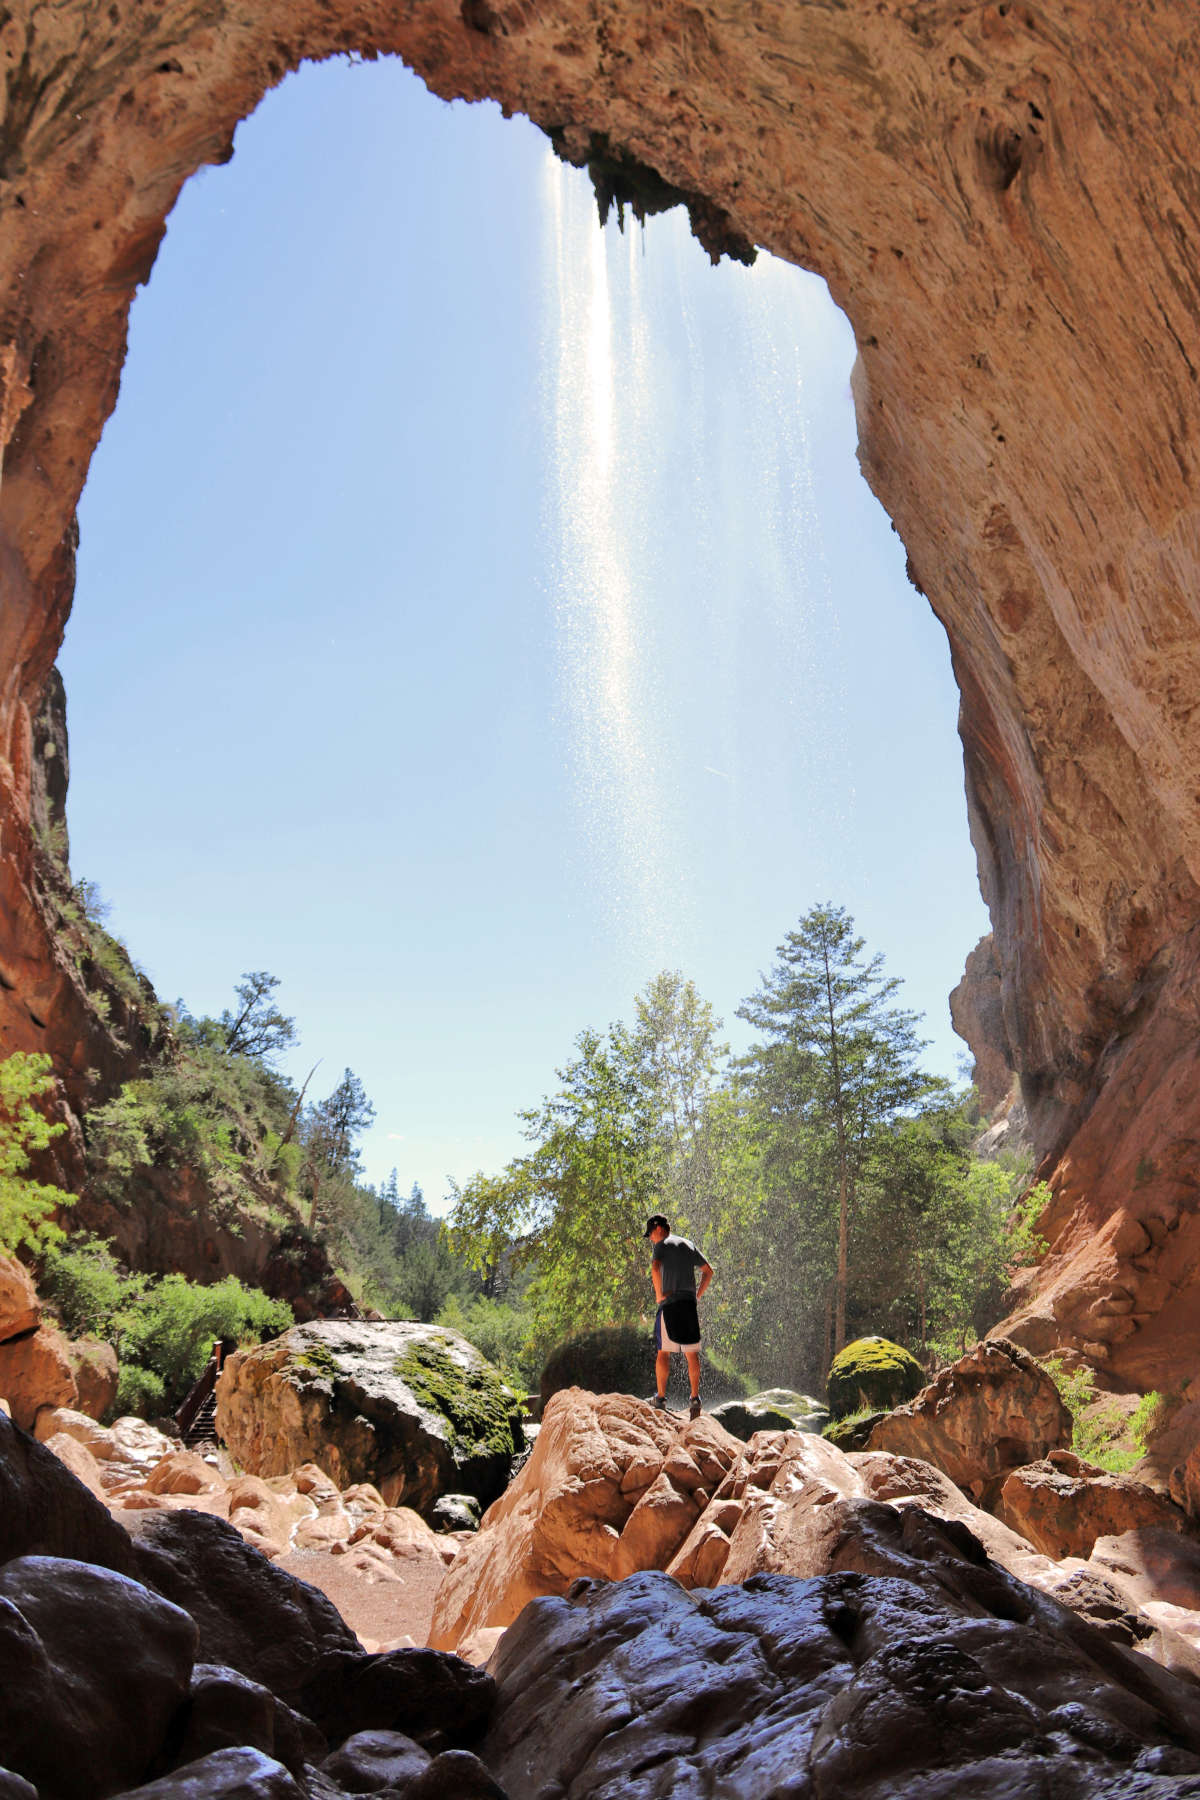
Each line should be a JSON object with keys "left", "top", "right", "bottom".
{"left": 654, "top": 1295, "right": 701, "bottom": 1353}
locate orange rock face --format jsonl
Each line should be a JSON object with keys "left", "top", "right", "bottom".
{"left": 7, "top": 2, "right": 1200, "bottom": 1376}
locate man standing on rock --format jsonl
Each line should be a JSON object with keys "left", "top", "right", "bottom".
{"left": 644, "top": 1214, "right": 713, "bottom": 1420}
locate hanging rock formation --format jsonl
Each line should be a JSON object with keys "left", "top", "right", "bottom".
{"left": 5, "top": 3, "right": 1200, "bottom": 1376}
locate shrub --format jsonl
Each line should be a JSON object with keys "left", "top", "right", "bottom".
{"left": 436, "top": 1294, "right": 539, "bottom": 1392}
{"left": 826, "top": 1335, "right": 925, "bottom": 1419}
{"left": 1042, "top": 1357, "right": 1165, "bottom": 1475}
{"left": 42, "top": 1232, "right": 293, "bottom": 1413}
{"left": 114, "top": 1364, "right": 166, "bottom": 1420}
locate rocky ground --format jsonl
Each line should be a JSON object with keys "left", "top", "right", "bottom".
{"left": 8, "top": 1293, "right": 1200, "bottom": 1795}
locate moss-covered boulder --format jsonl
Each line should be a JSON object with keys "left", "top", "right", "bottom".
{"left": 216, "top": 1320, "right": 523, "bottom": 1517}
{"left": 826, "top": 1336, "right": 925, "bottom": 1419}
{"left": 709, "top": 1390, "right": 830, "bottom": 1442}
{"left": 540, "top": 1326, "right": 750, "bottom": 1409}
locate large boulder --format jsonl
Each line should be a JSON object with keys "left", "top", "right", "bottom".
{"left": 996, "top": 1451, "right": 1192, "bottom": 1560}
{"left": 429, "top": 1390, "right": 741, "bottom": 1652}
{"left": 481, "top": 1568, "right": 1200, "bottom": 1799}
{"left": 107, "top": 1748, "right": 303, "bottom": 1799}
{"left": 865, "top": 1337, "right": 1072, "bottom": 1496}
{"left": 710, "top": 1390, "right": 827, "bottom": 1441}
{"left": 825, "top": 1336, "right": 924, "bottom": 1418}
{"left": 0, "top": 1408, "right": 134, "bottom": 1573}
{"left": 216, "top": 1322, "right": 523, "bottom": 1515}
{"left": 539, "top": 1326, "right": 748, "bottom": 1410}
{"left": 0, "top": 1325, "right": 78, "bottom": 1431}
{"left": 126, "top": 1510, "right": 360, "bottom": 1707}
{"left": 0, "top": 1260, "right": 39, "bottom": 1345}
{"left": 0, "top": 1555, "right": 197, "bottom": 1800}
{"left": 66, "top": 1338, "right": 119, "bottom": 1422}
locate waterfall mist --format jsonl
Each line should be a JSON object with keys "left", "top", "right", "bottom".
{"left": 542, "top": 152, "right": 846, "bottom": 987}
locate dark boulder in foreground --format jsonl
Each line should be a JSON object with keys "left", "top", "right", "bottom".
{"left": 484, "top": 1567, "right": 1200, "bottom": 1798}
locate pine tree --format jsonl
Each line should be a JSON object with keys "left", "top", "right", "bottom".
{"left": 738, "top": 904, "right": 942, "bottom": 1354}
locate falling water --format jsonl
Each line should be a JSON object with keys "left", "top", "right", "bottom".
{"left": 542, "top": 153, "right": 846, "bottom": 982}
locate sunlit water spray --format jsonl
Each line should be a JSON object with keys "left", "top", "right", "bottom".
{"left": 543, "top": 153, "right": 846, "bottom": 985}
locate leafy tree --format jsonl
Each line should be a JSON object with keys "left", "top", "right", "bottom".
{"left": 737, "top": 904, "right": 945, "bottom": 1356}
{"left": 0, "top": 1052, "right": 73, "bottom": 1253}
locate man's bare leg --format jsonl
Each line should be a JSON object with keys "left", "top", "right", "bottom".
{"left": 685, "top": 1350, "right": 701, "bottom": 1400}
{"left": 656, "top": 1350, "right": 672, "bottom": 1398}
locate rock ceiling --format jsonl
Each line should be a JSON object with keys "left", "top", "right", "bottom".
{"left": 3, "top": 0, "right": 1200, "bottom": 1383}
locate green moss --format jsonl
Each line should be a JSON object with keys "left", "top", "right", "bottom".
{"left": 295, "top": 1343, "right": 339, "bottom": 1377}
{"left": 821, "top": 1409, "right": 887, "bottom": 1451}
{"left": 826, "top": 1335, "right": 925, "bottom": 1419}
{"left": 393, "top": 1337, "right": 516, "bottom": 1461}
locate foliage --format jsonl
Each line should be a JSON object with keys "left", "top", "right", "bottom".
{"left": 825, "top": 1334, "right": 925, "bottom": 1418}
{"left": 115, "top": 1364, "right": 166, "bottom": 1418}
{"left": 435, "top": 1293, "right": 539, "bottom": 1392}
{"left": 42, "top": 1234, "right": 293, "bottom": 1416}
{"left": 0, "top": 1052, "right": 73, "bottom": 1253}
{"left": 1008, "top": 1181, "right": 1050, "bottom": 1270}
{"left": 737, "top": 903, "right": 946, "bottom": 1355}
{"left": 1042, "top": 1357, "right": 1164, "bottom": 1475}
{"left": 820, "top": 1408, "right": 888, "bottom": 1450}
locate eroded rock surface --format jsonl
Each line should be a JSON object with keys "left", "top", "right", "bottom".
{"left": 216, "top": 1322, "right": 522, "bottom": 1516}
{"left": 865, "top": 1336, "right": 1072, "bottom": 1496}
{"left": 483, "top": 1568, "right": 1200, "bottom": 1799}
{"left": 997, "top": 1452, "right": 1190, "bottom": 1562}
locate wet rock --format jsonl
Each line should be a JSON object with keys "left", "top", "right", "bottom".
{"left": 708, "top": 1397, "right": 799, "bottom": 1440}
{"left": 431, "top": 1494, "right": 480, "bottom": 1534}
{"left": 482, "top": 1568, "right": 1200, "bottom": 1798}
{"left": 996, "top": 1450, "right": 1190, "bottom": 1559}
{"left": 0, "top": 1771, "right": 37, "bottom": 1800}
{"left": 0, "top": 1555, "right": 197, "bottom": 1799}
{"left": 0, "top": 1407, "right": 134, "bottom": 1572}
{"left": 404, "top": 1749, "right": 509, "bottom": 1799}
{"left": 866, "top": 1337, "right": 1071, "bottom": 1495}
{"left": 321, "top": 1728, "right": 430, "bottom": 1791}
{"left": 297, "top": 1646, "right": 495, "bottom": 1750}
{"left": 216, "top": 1322, "right": 523, "bottom": 1515}
{"left": 539, "top": 1325, "right": 747, "bottom": 1409}
{"left": 822, "top": 1410, "right": 887, "bottom": 1451}
{"left": 127, "top": 1510, "right": 359, "bottom": 1706}
{"left": 109, "top": 1747, "right": 303, "bottom": 1798}
{"left": 164, "top": 1662, "right": 322, "bottom": 1780}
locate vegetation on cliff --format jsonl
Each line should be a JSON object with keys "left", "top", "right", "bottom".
{"left": 0, "top": 1052, "right": 73, "bottom": 1253}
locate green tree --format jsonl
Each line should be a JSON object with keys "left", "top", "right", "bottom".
{"left": 0, "top": 1052, "right": 73, "bottom": 1253}
{"left": 302, "top": 1068, "right": 375, "bottom": 1231}
{"left": 219, "top": 971, "right": 297, "bottom": 1063}
{"left": 738, "top": 904, "right": 943, "bottom": 1355}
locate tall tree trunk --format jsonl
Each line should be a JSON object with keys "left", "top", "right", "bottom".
{"left": 822, "top": 939, "right": 850, "bottom": 1353}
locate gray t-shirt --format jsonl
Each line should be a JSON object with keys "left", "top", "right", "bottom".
{"left": 652, "top": 1234, "right": 710, "bottom": 1299}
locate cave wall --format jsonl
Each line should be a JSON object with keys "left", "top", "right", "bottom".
{"left": 4, "top": 0, "right": 1200, "bottom": 1384}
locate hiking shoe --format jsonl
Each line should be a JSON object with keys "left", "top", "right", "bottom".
{"left": 650, "top": 1394, "right": 668, "bottom": 1411}
{"left": 689, "top": 1396, "right": 702, "bottom": 1420}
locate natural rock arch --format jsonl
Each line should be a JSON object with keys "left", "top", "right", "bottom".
{"left": 3, "top": 0, "right": 1199, "bottom": 1387}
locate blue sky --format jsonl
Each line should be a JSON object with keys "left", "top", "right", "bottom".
{"left": 61, "top": 57, "right": 990, "bottom": 1205}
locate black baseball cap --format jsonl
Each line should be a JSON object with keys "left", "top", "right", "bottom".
{"left": 643, "top": 1214, "right": 670, "bottom": 1238}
